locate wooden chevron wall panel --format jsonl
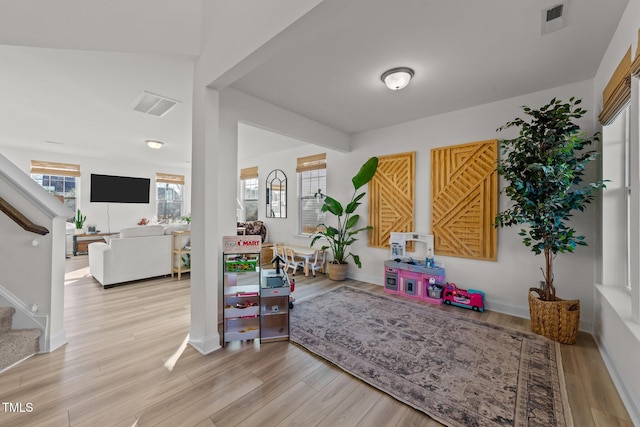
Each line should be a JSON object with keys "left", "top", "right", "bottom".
{"left": 369, "top": 152, "right": 415, "bottom": 249}
{"left": 431, "top": 140, "right": 498, "bottom": 261}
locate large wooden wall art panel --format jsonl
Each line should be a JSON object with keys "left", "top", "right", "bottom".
{"left": 369, "top": 152, "right": 415, "bottom": 249}
{"left": 431, "top": 140, "right": 497, "bottom": 261}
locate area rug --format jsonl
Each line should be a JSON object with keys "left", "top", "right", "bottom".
{"left": 290, "top": 286, "right": 573, "bottom": 427}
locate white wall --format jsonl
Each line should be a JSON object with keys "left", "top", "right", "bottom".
{"left": 0, "top": 147, "right": 191, "bottom": 233}
{"left": 235, "top": 79, "right": 599, "bottom": 328}
{"left": 346, "top": 80, "right": 599, "bottom": 324}
{"left": 239, "top": 136, "right": 335, "bottom": 246}
{"left": 593, "top": 0, "right": 640, "bottom": 423}
{"left": 0, "top": 153, "right": 72, "bottom": 352}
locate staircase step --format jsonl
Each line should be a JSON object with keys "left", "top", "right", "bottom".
{"left": 0, "top": 328, "right": 41, "bottom": 372}
{"left": 0, "top": 306, "right": 16, "bottom": 333}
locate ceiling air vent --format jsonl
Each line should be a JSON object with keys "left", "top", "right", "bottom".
{"left": 541, "top": 3, "right": 566, "bottom": 35}
{"left": 131, "top": 91, "right": 179, "bottom": 117}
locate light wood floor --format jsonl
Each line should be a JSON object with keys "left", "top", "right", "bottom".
{"left": 0, "top": 256, "right": 632, "bottom": 426}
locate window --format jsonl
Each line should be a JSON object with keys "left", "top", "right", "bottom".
{"left": 297, "top": 153, "right": 327, "bottom": 235}
{"left": 242, "top": 178, "right": 259, "bottom": 221}
{"left": 600, "top": 45, "right": 634, "bottom": 293}
{"left": 156, "top": 173, "right": 184, "bottom": 223}
{"left": 30, "top": 160, "right": 80, "bottom": 215}
{"left": 602, "top": 106, "right": 631, "bottom": 290}
{"left": 240, "top": 166, "right": 259, "bottom": 221}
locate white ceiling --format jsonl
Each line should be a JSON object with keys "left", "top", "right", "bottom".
{"left": 0, "top": 0, "right": 630, "bottom": 165}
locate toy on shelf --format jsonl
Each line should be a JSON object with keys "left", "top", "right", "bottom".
{"left": 442, "top": 283, "right": 485, "bottom": 312}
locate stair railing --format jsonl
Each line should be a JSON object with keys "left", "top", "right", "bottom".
{"left": 0, "top": 196, "right": 49, "bottom": 235}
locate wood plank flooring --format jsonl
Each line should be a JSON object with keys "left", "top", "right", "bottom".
{"left": 0, "top": 256, "right": 632, "bottom": 426}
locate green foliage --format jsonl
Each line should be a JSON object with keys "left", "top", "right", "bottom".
{"left": 182, "top": 252, "right": 191, "bottom": 268}
{"left": 311, "top": 157, "right": 378, "bottom": 267}
{"left": 495, "top": 97, "right": 606, "bottom": 300}
{"left": 74, "top": 209, "right": 86, "bottom": 229}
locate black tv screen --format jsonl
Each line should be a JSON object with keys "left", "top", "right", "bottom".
{"left": 90, "top": 174, "right": 150, "bottom": 203}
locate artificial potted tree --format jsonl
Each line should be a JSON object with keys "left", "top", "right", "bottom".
{"left": 495, "top": 97, "right": 606, "bottom": 344}
{"left": 311, "top": 157, "right": 378, "bottom": 281}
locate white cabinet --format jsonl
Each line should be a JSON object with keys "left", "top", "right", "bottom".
{"left": 260, "top": 284, "right": 289, "bottom": 343}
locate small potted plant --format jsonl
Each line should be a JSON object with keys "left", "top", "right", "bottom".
{"left": 311, "top": 157, "right": 378, "bottom": 280}
{"left": 74, "top": 209, "right": 86, "bottom": 235}
{"left": 495, "top": 97, "right": 606, "bottom": 344}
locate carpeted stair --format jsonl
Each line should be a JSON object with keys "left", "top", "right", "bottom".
{"left": 0, "top": 306, "right": 41, "bottom": 372}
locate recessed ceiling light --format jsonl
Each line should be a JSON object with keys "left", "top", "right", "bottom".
{"left": 146, "top": 140, "right": 164, "bottom": 149}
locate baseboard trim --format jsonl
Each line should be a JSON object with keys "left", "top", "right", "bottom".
{"left": 347, "top": 277, "right": 595, "bottom": 332}
{"left": 593, "top": 332, "right": 640, "bottom": 427}
{"left": 47, "top": 331, "right": 67, "bottom": 353}
{"left": 188, "top": 330, "right": 222, "bottom": 355}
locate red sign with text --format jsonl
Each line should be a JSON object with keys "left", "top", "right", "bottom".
{"left": 222, "top": 235, "right": 262, "bottom": 254}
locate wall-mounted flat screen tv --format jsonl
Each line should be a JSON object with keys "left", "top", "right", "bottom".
{"left": 90, "top": 174, "right": 150, "bottom": 203}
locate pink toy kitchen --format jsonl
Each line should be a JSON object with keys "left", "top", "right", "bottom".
{"left": 383, "top": 232, "right": 446, "bottom": 304}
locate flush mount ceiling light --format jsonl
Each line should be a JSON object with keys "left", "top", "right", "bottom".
{"left": 381, "top": 67, "right": 415, "bottom": 90}
{"left": 146, "top": 140, "right": 164, "bottom": 149}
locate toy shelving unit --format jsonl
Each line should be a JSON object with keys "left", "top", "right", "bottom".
{"left": 222, "top": 235, "right": 262, "bottom": 346}
{"left": 260, "top": 267, "right": 290, "bottom": 343}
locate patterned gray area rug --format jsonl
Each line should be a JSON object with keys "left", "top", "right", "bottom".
{"left": 290, "top": 286, "right": 573, "bottom": 427}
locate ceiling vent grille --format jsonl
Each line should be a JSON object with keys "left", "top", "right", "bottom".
{"left": 541, "top": 3, "right": 566, "bottom": 35}
{"left": 546, "top": 4, "right": 563, "bottom": 22}
{"left": 131, "top": 91, "right": 179, "bottom": 117}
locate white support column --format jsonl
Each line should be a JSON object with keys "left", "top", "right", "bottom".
{"left": 189, "top": 86, "right": 222, "bottom": 354}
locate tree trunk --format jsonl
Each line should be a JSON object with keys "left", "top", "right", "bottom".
{"left": 544, "top": 246, "right": 556, "bottom": 301}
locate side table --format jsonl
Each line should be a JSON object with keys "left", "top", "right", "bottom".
{"left": 73, "top": 232, "right": 118, "bottom": 255}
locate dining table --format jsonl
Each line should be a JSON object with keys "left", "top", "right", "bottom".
{"left": 284, "top": 245, "right": 317, "bottom": 276}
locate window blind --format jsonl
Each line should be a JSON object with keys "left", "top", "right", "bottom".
{"left": 296, "top": 153, "right": 326, "bottom": 173}
{"left": 598, "top": 47, "right": 631, "bottom": 126}
{"left": 240, "top": 166, "right": 258, "bottom": 180}
{"left": 156, "top": 172, "right": 185, "bottom": 185}
{"left": 30, "top": 160, "right": 81, "bottom": 177}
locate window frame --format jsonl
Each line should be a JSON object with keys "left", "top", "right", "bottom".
{"left": 156, "top": 182, "right": 185, "bottom": 223}
{"left": 298, "top": 167, "right": 327, "bottom": 235}
{"left": 242, "top": 177, "right": 259, "bottom": 221}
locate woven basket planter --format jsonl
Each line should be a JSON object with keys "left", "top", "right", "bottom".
{"left": 327, "top": 263, "right": 348, "bottom": 281}
{"left": 528, "top": 288, "right": 580, "bottom": 345}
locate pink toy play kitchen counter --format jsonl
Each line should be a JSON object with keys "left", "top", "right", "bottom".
{"left": 383, "top": 259, "right": 445, "bottom": 304}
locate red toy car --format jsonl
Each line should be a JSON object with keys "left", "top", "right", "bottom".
{"left": 442, "top": 283, "right": 485, "bottom": 312}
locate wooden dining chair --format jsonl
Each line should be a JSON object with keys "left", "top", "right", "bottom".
{"left": 307, "top": 249, "right": 326, "bottom": 277}
{"left": 271, "top": 244, "right": 287, "bottom": 270}
{"left": 285, "top": 247, "right": 306, "bottom": 276}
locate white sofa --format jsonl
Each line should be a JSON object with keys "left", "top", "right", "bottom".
{"left": 88, "top": 224, "right": 189, "bottom": 287}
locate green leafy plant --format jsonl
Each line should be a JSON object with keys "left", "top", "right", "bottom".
{"left": 311, "top": 157, "right": 378, "bottom": 267}
{"left": 74, "top": 209, "right": 86, "bottom": 230}
{"left": 495, "top": 97, "right": 606, "bottom": 301}
{"left": 182, "top": 253, "right": 191, "bottom": 268}
{"left": 182, "top": 214, "right": 191, "bottom": 224}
